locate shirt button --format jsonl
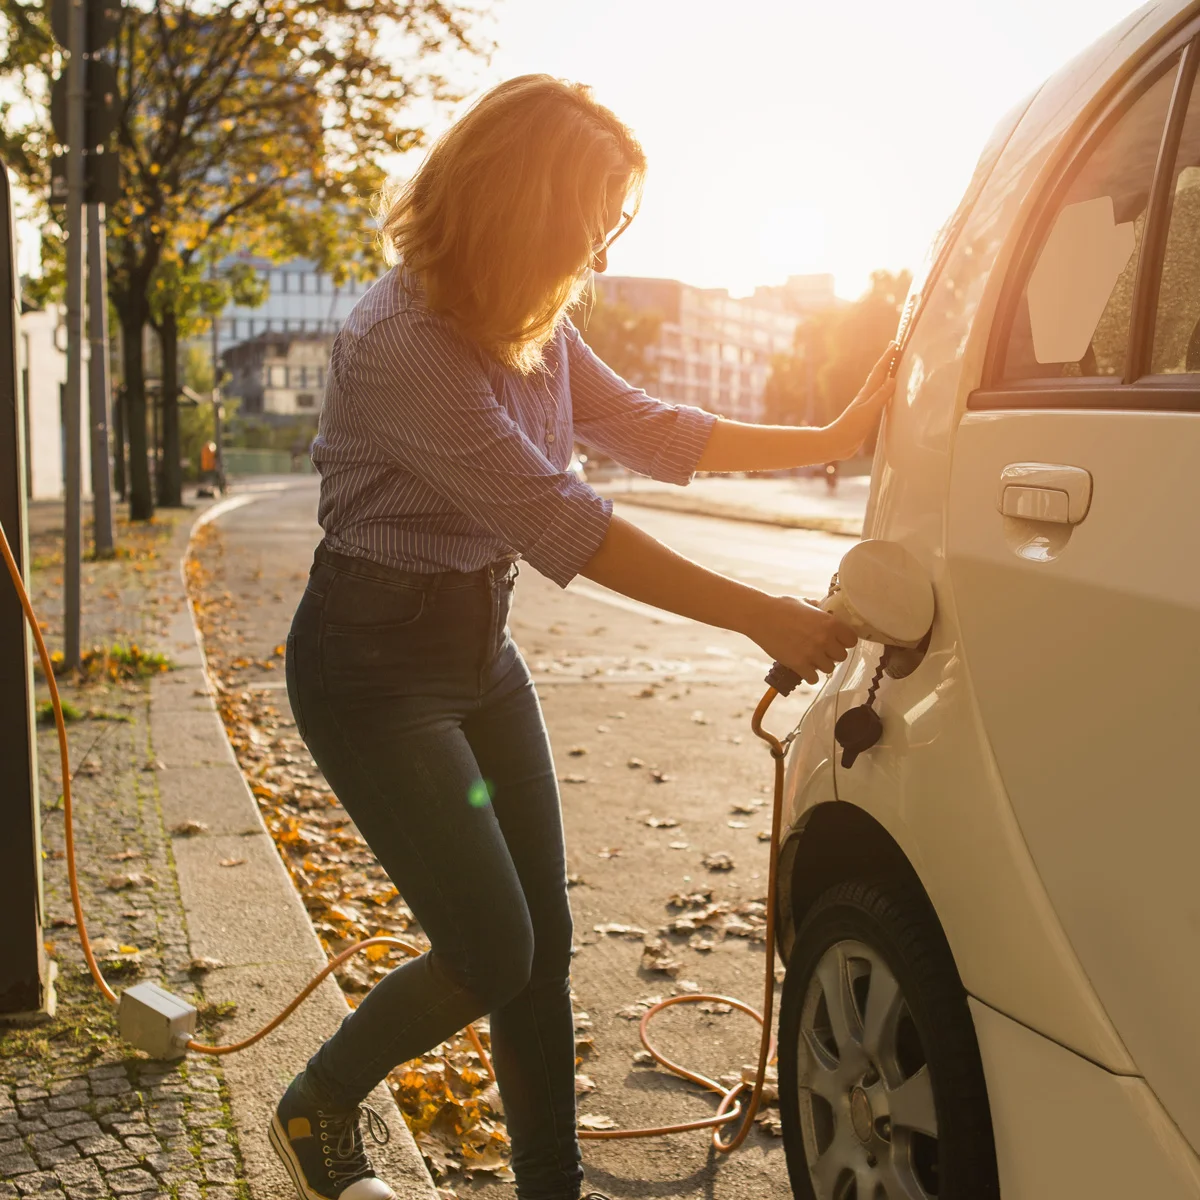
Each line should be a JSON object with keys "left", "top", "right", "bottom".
{"left": 546, "top": 432, "right": 556, "bottom": 444}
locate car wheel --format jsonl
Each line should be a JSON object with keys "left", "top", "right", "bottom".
{"left": 778, "top": 878, "right": 999, "bottom": 1199}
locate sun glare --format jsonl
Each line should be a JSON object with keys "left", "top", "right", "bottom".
{"left": 478, "top": 0, "right": 1144, "bottom": 300}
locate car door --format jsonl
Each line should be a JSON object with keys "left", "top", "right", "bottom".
{"left": 947, "top": 37, "right": 1200, "bottom": 1151}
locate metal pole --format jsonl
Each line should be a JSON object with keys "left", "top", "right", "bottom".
{"left": 87, "top": 203, "right": 114, "bottom": 555}
{"left": 211, "top": 306, "right": 224, "bottom": 492}
{"left": 62, "top": 0, "right": 86, "bottom": 670}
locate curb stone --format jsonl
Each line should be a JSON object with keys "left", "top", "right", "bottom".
{"left": 600, "top": 489, "right": 863, "bottom": 537}
{"left": 150, "top": 495, "right": 437, "bottom": 1200}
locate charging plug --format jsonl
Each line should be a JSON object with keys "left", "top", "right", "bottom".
{"left": 118, "top": 982, "right": 197, "bottom": 1060}
{"left": 765, "top": 661, "right": 803, "bottom": 696}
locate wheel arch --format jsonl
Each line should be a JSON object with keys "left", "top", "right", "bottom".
{"left": 777, "top": 801, "right": 930, "bottom": 964}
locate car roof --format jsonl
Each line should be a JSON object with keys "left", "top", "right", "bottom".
{"left": 1004, "top": 0, "right": 1200, "bottom": 183}
{"left": 897, "top": 3, "right": 1200, "bottom": 357}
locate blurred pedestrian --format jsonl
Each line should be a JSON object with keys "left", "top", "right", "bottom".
{"left": 198, "top": 440, "right": 223, "bottom": 496}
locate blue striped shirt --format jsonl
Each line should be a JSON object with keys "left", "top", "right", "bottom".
{"left": 312, "top": 267, "right": 716, "bottom": 587}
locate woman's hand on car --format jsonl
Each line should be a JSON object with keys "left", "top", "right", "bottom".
{"left": 823, "top": 342, "right": 899, "bottom": 460}
{"left": 748, "top": 595, "right": 859, "bottom": 685}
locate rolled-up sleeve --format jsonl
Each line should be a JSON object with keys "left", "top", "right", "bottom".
{"left": 564, "top": 319, "right": 716, "bottom": 485}
{"left": 345, "top": 313, "right": 612, "bottom": 587}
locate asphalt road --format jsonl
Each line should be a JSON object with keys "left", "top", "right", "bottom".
{"left": 202, "top": 477, "right": 855, "bottom": 1199}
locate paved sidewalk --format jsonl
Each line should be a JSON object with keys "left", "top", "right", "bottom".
{"left": 2, "top": 495, "right": 435, "bottom": 1200}
{"left": 154, "top": 498, "right": 436, "bottom": 1200}
{"left": 4, "top": 503, "right": 250, "bottom": 1200}
{"left": 594, "top": 471, "right": 870, "bottom": 536}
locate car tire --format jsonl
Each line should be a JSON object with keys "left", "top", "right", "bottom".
{"left": 778, "top": 877, "right": 999, "bottom": 1200}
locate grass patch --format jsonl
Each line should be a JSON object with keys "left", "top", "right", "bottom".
{"left": 0, "top": 966, "right": 120, "bottom": 1074}
{"left": 195, "top": 999, "right": 238, "bottom": 1029}
{"left": 38, "top": 643, "right": 174, "bottom": 681}
{"left": 37, "top": 698, "right": 82, "bottom": 724}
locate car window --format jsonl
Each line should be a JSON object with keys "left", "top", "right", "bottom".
{"left": 1151, "top": 73, "right": 1200, "bottom": 373}
{"left": 1001, "top": 59, "right": 1180, "bottom": 381}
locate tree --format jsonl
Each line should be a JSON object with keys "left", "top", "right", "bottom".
{"left": 148, "top": 254, "right": 265, "bottom": 506}
{"left": 817, "top": 270, "right": 911, "bottom": 425}
{"left": 761, "top": 309, "right": 835, "bottom": 427}
{"left": 0, "top": 0, "right": 491, "bottom": 518}
{"left": 763, "top": 269, "right": 911, "bottom": 442}
{"left": 574, "top": 291, "right": 663, "bottom": 388}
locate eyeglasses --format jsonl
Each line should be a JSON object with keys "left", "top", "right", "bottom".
{"left": 593, "top": 210, "right": 634, "bottom": 256}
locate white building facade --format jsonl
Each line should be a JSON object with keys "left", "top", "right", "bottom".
{"left": 19, "top": 305, "right": 92, "bottom": 501}
{"left": 594, "top": 276, "right": 814, "bottom": 422}
{"left": 212, "top": 255, "right": 376, "bottom": 360}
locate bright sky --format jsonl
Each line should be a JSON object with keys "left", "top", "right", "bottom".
{"left": 462, "top": 0, "right": 1144, "bottom": 300}
{"left": 12, "top": 1, "right": 1146, "bottom": 294}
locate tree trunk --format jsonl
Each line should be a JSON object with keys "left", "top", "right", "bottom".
{"left": 120, "top": 301, "right": 154, "bottom": 521}
{"left": 159, "top": 314, "right": 182, "bottom": 506}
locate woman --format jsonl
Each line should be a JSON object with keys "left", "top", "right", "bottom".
{"left": 274, "top": 75, "right": 895, "bottom": 1200}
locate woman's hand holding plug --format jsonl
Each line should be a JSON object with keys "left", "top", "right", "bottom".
{"left": 746, "top": 595, "right": 858, "bottom": 686}
{"left": 822, "top": 341, "right": 900, "bottom": 461}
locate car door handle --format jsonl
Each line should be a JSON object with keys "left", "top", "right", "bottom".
{"left": 997, "top": 463, "right": 1092, "bottom": 525}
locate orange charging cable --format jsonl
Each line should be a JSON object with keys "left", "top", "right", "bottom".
{"left": 1, "top": 514, "right": 791, "bottom": 1151}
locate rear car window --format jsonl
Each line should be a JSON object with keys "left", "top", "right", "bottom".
{"left": 1001, "top": 59, "right": 1180, "bottom": 380}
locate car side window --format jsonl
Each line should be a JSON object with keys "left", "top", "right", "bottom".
{"left": 1151, "top": 74, "right": 1200, "bottom": 373}
{"left": 1001, "top": 60, "right": 1180, "bottom": 381}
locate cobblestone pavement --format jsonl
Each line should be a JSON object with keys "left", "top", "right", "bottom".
{"left": 1, "top": 1058, "right": 243, "bottom": 1200}
{"left": 2, "top": 500, "right": 251, "bottom": 1200}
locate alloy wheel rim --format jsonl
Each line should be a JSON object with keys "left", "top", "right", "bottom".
{"left": 796, "top": 939, "right": 939, "bottom": 1199}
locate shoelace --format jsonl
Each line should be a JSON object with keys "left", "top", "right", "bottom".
{"left": 318, "top": 1102, "right": 391, "bottom": 1185}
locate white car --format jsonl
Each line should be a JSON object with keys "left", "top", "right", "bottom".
{"left": 775, "top": 3, "right": 1200, "bottom": 1197}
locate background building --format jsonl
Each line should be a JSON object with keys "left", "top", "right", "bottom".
{"left": 751, "top": 273, "right": 838, "bottom": 315}
{"left": 595, "top": 275, "right": 829, "bottom": 421}
{"left": 221, "top": 332, "right": 334, "bottom": 418}
{"left": 212, "top": 264, "right": 838, "bottom": 426}
{"left": 211, "top": 254, "right": 377, "bottom": 359}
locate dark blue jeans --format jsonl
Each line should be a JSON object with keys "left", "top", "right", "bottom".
{"left": 285, "top": 544, "right": 582, "bottom": 1200}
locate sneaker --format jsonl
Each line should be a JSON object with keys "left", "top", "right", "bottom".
{"left": 269, "top": 1075, "right": 395, "bottom": 1200}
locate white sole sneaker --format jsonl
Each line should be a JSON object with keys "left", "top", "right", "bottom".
{"left": 269, "top": 1112, "right": 398, "bottom": 1200}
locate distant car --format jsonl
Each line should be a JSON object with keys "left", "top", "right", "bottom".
{"left": 774, "top": 3, "right": 1200, "bottom": 1197}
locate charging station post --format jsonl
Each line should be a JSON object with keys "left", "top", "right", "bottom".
{"left": 0, "top": 163, "right": 54, "bottom": 1021}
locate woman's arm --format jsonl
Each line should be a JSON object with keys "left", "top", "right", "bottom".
{"left": 564, "top": 320, "right": 716, "bottom": 484}
{"left": 696, "top": 342, "right": 899, "bottom": 473}
{"left": 581, "top": 514, "right": 856, "bottom": 684}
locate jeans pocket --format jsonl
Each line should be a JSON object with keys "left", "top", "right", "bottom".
{"left": 322, "top": 571, "right": 427, "bottom": 632}
{"left": 285, "top": 631, "right": 308, "bottom": 739}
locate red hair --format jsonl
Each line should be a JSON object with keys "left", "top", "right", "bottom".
{"left": 381, "top": 75, "right": 646, "bottom": 372}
